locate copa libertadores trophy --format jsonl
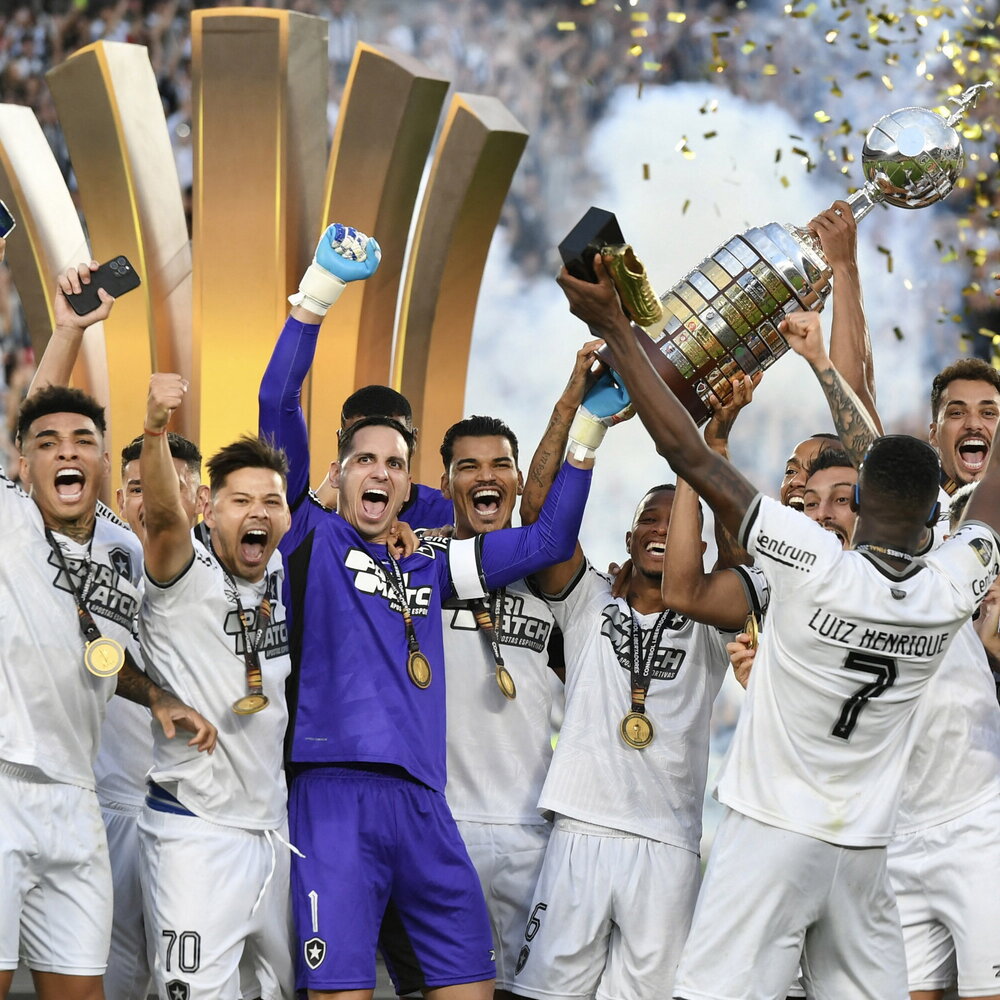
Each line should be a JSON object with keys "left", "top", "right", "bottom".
{"left": 560, "top": 82, "right": 992, "bottom": 424}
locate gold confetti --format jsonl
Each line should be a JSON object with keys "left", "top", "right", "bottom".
{"left": 631, "top": 27, "right": 648, "bottom": 38}
{"left": 703, "top": 130, "right": 718, "bottom": 139}
{"left": 762, "top": 64, "right": 778, "bottom": 75}
{"left": 631, "top": 11, "right": 649, "bottom": 21}
{"left": 893, "top": 327, "right": 905, "bottom": 341}
{"left": 741, "top": 41, "right": 757, "bottom": 54}
{"left": 880, "top": 75, "right": 894, "bottom": 91}
{"left": 629, "top": 44, "right": 643, "bottom": 56}
{"left": 667, "top": 11, "right": 686, "bottom": 22}
{"left": 642, "top": 163, "right": 650, "bottom": 180}
{"left": 682, "top": 199, "right": 691, "bottom": 215}
{"left": 642, "top": 61, "right": 662, "bottom": 72}
{"left": 825, "top": 30, "right": 839, "bottom": 43}
{"left": 877, "top": 245, "right": 894, "bottom": 273}
{"left": 556, "top": 21, "right": 576, "bottom": 31}
{"left": 814, "top": 110, "right": 832, "bottom": 123}
{"left": 903, "top": 279, "right": 913, "bottom": 290}
{"left": 780, "top": 176, "right": 790, "bottom": 188}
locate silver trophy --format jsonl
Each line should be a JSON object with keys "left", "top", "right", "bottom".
{"left": 590, "top": 82, "right": 992, "bottom": 424}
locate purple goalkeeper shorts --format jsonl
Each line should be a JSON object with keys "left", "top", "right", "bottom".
{"left": 289, "top": 765, "right": 495, "bottom": 994}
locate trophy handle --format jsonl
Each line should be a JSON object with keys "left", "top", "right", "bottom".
{"left": 846, "top": 186, "right": 879, "bottom": 224}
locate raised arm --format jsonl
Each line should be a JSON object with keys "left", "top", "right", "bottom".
{"left": 659, "top": 477, "right": 751, "bottom": 630}
{"left": 27, "top": 262, "right": 115, "bottom": 396}
{"left": 140, "top": 373, "right": 194, "bottom": 583}
{"left": 520, "top": 338, "right": 602, "bottom": 525}
{"left": 557, "top": 256, "right": 757, "bottom": 539}
{"left": 521, "top": 346, "right": 631, "bottom": 595}
{"left": 258, "top": 223, "right": 381, "bottom": 505}
{"left": 703, "top": 373, "right": 758, "bottom": 569}
{"left": 779, "top": 311, "right": 879, "bottom": 468}
{"left": 659, "top": 378, "right": 758, "bottom": 630}
{"left": 479, "top": 459, "right": 592, "bottom": 592}
{"left": 810, "top": 201, "right": 880, "bottom": 429}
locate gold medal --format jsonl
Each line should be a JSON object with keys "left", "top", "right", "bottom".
{"left": 495, "top": 664, "right": 517, "bottom": 700}
{"left": 84, "top": 636, "right": 125, "bottom": 677}
{"left": 743, "top": 612, "right": 760, "bottom": 651}
{"left": 620, "top": 711, "right": 654, "bottom": 749}
{"left": 232, "top": 693, "right": 270, "bottom": 715}
{"left": 407, "top": 650, "right": 432, "bottom": 689}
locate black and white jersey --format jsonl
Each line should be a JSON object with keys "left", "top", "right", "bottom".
{"left": 140, "top": 533, "right": 290, "bottom": 829}
{"left": 0, "top": 470, "right": 142, "bottom": 789}
{"left": 443, "top": 578, "right": 560, "bottom": 825}
{"left": 537, "top": 561, "right": 766, "bottom": 851}
{"left": 717, "top": 494, "right": 1000, "bottom": 847}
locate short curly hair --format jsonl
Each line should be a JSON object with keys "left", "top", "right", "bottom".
{"left": 930, "top": 358, "right": 1000, "bottom": 421}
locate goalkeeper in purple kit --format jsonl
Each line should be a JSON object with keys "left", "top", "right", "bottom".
{"left": 259, "top": 223, "right": 597, "bottom": 1000}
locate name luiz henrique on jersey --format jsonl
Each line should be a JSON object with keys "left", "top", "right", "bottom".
{"left": 716, "top": 493, "right": 1000, "bottom": 847}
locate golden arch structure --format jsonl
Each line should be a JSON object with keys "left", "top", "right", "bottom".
{"left": 0, "top": 8, "right": 528, "bottom": 489}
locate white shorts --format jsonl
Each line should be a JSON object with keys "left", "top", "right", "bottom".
{"left": 138, "top": 806, "right": 295, "bottom": 1000}
{"left": 673, "top": 809, "right": 907, "bottom": 1000}
{"left": 456, "top": 820, "right": 550, "bottom": 991}
{"left": 513, "top": 817, "right": 700, "bottom": 1000}
{"left": 0, "top": 763, "right": 111, "bottom": 975}
{"left": 102, "top": 801, "right": 152, "bottom": 1000}
{"left": 889, "top": 794, "right": 1000, "bottom": 997}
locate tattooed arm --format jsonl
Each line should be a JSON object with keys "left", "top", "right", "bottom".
{"left": 519, "top": 338, "right": 603, "bottom": 525}
{"left": 117, "top": 653, "right": 218, "bottom": 753}
{"left": 779, "top": 311, "right": 879, "bottom": 469}
{"left": 557, "top": 258, "right": 758, "bottom": 539}
{"left": 809, "top": 200, "right": 881, "bottom": 430}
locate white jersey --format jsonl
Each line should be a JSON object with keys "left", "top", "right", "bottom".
{"left": 894, "top": 616, "right": 1000, "bottom": 835}
{"left": 95, "top": 695, "right": 152, "bottom": 808}
{"left": 0, "top": 472, "right": 142, "bottom": 789}
{"left": 140, "top": 533, "right": 291, "bottom": 829}
{"left": 443, "top": 579, "right": 560, "bottom": 825}
{"left": 718, "top": 494, "right": 1000, "bottom": 847}
{"left": 537, "top": 562, "right": 766, "bottom": 851}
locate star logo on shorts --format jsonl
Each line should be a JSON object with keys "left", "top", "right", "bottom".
{"left": 165, "top": 980, "right": 189, "bottom": 1000}
{"left": 304, "top": 936, "right": 327, "bottom": 970}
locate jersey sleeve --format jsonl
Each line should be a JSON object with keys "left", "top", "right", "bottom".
{"left": 399, "top": 485, "right": 454, "bottom": 529}
{"left": 258, "top": 315, "right": 320, "bottom": 509}
{"left": 728, "top": 561, "right": 770, "bottom": 623}
{"left": 441, "top": 462, "right": 591, "bottom": 598}
{"left": 923, "top": 520, "right": 1000, "bottom": 615}
{"left": 739, "top": 493, "right": 842, "bottom": 598}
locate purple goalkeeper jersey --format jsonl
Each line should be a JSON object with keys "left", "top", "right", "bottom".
{"left": 260, "top": 317, "right": 591, "bottom": 791}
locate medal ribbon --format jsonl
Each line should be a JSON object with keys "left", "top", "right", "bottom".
{"left": 45, "top": 528, "right": 108, "bottom": 648}
{"left": 211, "top": 541, "right": 272, "bottom": 702}
{"left": 384, "top": 553, "right": 424, "bottom": 660}
{"left": 472, "top": 588, "right": 507, "bottom": 671}
{"left": 627, "top": 606, "right": 671, "bottom": 716}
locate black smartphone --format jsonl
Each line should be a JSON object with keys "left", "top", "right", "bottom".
{"left": 0, "top": 199, "right": 15, "bottom": 238}
{"left": 65, "top": 255, "right": 141, "bottom": 316}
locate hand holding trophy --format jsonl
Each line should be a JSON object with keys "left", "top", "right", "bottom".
{"left": 560, "top": 83, "right": 992, "bottom": 425}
